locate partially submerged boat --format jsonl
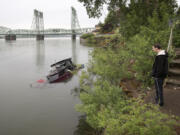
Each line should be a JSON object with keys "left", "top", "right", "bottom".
{"left": 47, "top": 58, "right": 83, "bottom": 83}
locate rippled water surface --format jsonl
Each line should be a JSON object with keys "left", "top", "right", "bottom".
{"left": 0, "top": 37, "right": 91, "bottom": 135}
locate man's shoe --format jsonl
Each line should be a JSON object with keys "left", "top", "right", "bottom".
{"left": 159, "top": 103, "right": 164, "bottom": 106}
{"left": 155, "top": 99, "right": 159, "bottom": 104}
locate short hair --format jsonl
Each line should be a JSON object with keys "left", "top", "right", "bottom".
{"left": 153, "top": 44, "right": 161, "bottom": 49}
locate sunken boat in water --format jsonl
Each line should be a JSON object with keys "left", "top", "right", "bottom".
{"left": 47, "top": 58, "right": 76, "bottom": 83}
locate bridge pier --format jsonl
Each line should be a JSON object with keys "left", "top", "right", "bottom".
{"left": 72, "top": 34, "right": 76, "bottom": 39}
{"left": 36, "top": 34, "right": 44, "bottom": 40}
{"left": 5, "top": 34, "right": 16, "bottom": 40}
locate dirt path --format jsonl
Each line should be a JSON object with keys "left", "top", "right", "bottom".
{"left": 145, "top": 86, "right": 180, "bottom": 117}
{"left": 145, "top": 87, "right": 180, "bottom": 135}
{"left": 145, "top": 86, "right": 180, "bottom": 135}
{"left": 161, "top": 87, "right": 180, "bottom": 116}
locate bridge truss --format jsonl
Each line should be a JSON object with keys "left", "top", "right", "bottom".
{"left": 0, "top": 7, "right": 95, "bottom": 36}
{"left": 31, "top": 9, "right": 44, "bottom": 34}
{"left": 0, "top": 28, "right": 95, "bottom": 35}
{"left": 71, "top": 7, "right": 81, "bottom": 31}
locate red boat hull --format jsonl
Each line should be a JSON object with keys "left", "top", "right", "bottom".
{"left": 48, "top": 71, "right": 73, "bottom": 83}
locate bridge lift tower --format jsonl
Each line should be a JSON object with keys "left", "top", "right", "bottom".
{"left": 31, "top": 9, "right": 44, "bottom": 40}
{"left": 71, "top": 7, "right": 81, "bottom": 39}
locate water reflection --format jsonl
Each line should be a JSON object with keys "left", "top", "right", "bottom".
{"left": 36, "top": 40, "right": 45, "bottom": 69}
{"left": 72, "top": 39, "right": 77, "bottom": 64}
{"left": 71, "top": 87, "right": 81, "bottom": 97}
{"left": 0, "top": 38, "right": 92, "bottom": 135}
{"left": 5, "top": 40, "right": 16, "bottom": 46}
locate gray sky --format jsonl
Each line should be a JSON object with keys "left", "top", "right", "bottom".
{"left": 0, "top": 0, "right": 179, "bottom": 29}
{"left": 0, "top": 0, "right": 107, "bottom": 29}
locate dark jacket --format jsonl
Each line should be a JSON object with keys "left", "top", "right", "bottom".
{"left": 152, "top": 50, "right": 168, "bottom": 78}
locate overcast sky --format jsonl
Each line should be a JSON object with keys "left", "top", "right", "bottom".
{"left": 0, "top": 0, "right": 179, "bottom": 29}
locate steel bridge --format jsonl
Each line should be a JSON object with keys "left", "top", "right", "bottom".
{"left": 0, "top": 7, "right": 95, "bottom": 40}
{"left": 0, "top": 28, "right": 95, "bottom": 35}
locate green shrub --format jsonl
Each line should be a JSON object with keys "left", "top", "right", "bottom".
{"left": 80, "top": 33, "right": 94, "bottom": 39}
{"left": 173, "top": 24, "right": 180, "bottom": 48}
{"left": 77, "top": 79, "right": 178, "bottom": 135}
{"left": 77, "top": 1, "right": 179, "bottom": 135}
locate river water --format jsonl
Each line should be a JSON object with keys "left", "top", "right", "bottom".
{"left": 0, "top": 37, "right": 91, "bottom": 135}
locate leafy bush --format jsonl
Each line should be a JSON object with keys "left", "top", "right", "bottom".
{"left": 173, "top": 24, "right": 180, "bottom": 47}
{"left": 77, "top": 79, "right": 178, "bottom": 135}
{"left": 80, "top": 33, "right": 94, "bottom": 39}
{"left": 77, "top": 1, "right": 179, "bottom": 135}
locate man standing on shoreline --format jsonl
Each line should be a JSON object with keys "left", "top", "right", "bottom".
{"left": 152, "top": 44, "right": 168, "bottom": 106}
